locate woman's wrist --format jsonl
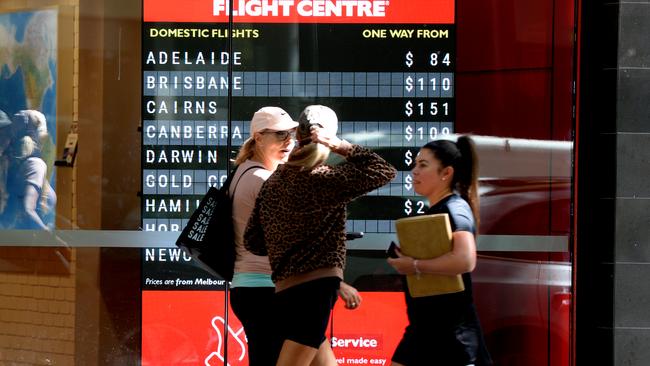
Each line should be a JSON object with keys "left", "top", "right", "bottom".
{"left": 333, "top": 139, "right": 352, "bottom": 156}
{"left": 413, "top": 259, "right": 421, "bottom": 275}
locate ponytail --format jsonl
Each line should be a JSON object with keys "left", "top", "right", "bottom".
{"left": 286, "top": 142, "right": 330, "bottom": 170}
{"left": 286, "top": 105, "right": 334, "bottom": 170}
{"left": 421, "top": 135, "right": 480, "bottom": 227}
{"left": 454, "top": 136, "right": 480, "bottom": 228}
{"left": 234, "top": 137, "right": 256, "bottom": 165}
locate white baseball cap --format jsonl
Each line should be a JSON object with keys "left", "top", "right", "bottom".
{"left": 251, "top": 107, "right": 298, "bottom": 134}
{"left": 298, "top": 105, "right": 338, "bottom": 137}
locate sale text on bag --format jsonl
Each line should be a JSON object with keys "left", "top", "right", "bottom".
{"left": 188, "top": 197, "right": 217, "bottom": 241}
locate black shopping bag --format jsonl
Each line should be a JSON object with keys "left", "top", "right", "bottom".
{"left": 175, "top": 165, "right": 261, "bottom": 281}
{"left": 176, "top": 185, "right": 235, "bottom": 280}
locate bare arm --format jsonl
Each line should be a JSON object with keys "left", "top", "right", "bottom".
{"left": 387, "top": 231, "right": 477, "bottom": 276}
{"left": 21, "top": 184, "right": 48, "bottom": 230}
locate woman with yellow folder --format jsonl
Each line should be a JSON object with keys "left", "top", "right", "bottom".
{"left": 387, "top": 136, "right": 492, "bottom": 366}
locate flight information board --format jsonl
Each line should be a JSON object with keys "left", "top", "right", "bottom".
{"left": 141, "top": 1, "right": 454, "bottom": 364}
{"left": 141, "top": 0, "right": 455, "bottom": 250}
{"left": 142, "top": 0, "right": 455, "bottom": 245}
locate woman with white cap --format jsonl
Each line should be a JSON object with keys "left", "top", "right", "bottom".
{"left": 0, "top": 110, "right": 56, "bottom": 229}
{"left": 229, "top": 106, "right": 362, "bottom": 365}
{"left": 245, "top": 105, "right": 396, "bottom": 366}
{"left": 229, "top": 106, "right": 297, "bottom": 365}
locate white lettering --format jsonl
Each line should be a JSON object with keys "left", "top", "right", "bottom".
{"left": 212, "top": 0, "right": 387, "bottom": 18}
{"left": 331, "top": 336, "right": 379, "bottom": 349}
{"left": 146, "top": 51, "right": 242, "bottom": 65}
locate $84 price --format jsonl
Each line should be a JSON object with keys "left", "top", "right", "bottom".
{"left": 405, "top": 51, "right": 452, "bottom": 68}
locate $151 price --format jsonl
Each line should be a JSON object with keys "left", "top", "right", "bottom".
{"left": 405, "top": 101, "right": 449, "bottom": 117}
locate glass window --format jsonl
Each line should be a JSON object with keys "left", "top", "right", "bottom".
{"left": 0, "top": 1, "right": 574, "bottom": 365}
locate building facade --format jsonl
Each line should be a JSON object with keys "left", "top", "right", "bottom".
{"left": 0, "top": 0, "right": 647, "bottom": 365}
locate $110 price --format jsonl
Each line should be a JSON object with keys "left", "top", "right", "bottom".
{"left": 404, "top": 76, "right": 452, "bottom": 93}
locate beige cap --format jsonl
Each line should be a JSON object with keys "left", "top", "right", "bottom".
{"left": 251, "top": 106, "right": 298, "bottom": 134}
{"left": 12, "top": 110, "right": 48, "bottom": 140}
{"left": 297, "top": 105, "right": 338, "bottom": 138}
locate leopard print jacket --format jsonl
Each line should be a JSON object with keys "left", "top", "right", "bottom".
{"left": 244, "top": 144, "right": 397, "bottom": 283}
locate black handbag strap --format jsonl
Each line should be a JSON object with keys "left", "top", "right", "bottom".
{"left": 227, "top": 164, "right": 265, "bottom": 201}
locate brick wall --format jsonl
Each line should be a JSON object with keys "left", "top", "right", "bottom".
{"left": 0, "top": 248, "right": 76, "bottom": 365}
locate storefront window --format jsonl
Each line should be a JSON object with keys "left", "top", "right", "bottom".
{"left": 0, "top": 0, "right": 574, "bottom": 364}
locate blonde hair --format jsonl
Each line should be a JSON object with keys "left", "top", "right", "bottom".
{"left": 15, "top": 136, "right": 39, "bottom": 160}
{"left": 25, "top": 110, "right": 47, "bottom": 140}
{"left": 286, "top": 142, "right": 330, "bottom": 170}
{"left": 234, "top": 137, "right": 256, "bottom": 165}
{"left": 285, "top": 105, "right": 337, "bottom": 170}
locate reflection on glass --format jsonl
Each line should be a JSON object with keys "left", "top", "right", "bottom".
{"left": 0, "top": 110, "right": 57, "bottom": 229}
{"left": 0, "top": 0, "right": 576, "bottom": 365}
{"left": 0, "top": 9, "right": 58, "bottom": 230}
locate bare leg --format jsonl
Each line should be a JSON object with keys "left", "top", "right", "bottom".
{"left": 310, "top": 339, "right": 337, "bottom": 366}
{"left": 390, "top": 362, "right": 405, "bottom": 366}
{"left": 276, "top": 339, "right": 318, "bottom": 366}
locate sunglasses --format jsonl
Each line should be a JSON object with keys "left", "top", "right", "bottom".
{"left": 259, "top": 129, "right": 296, "bottom": 141}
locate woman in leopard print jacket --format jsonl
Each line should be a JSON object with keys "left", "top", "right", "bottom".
{"left": 245, "top": 105, "right": 396, "bottom": 366}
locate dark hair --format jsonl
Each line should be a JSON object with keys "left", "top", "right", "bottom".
{"left": 422, "top": 135, "right": 480, "bottom": 227}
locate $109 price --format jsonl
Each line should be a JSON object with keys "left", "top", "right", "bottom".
{"left": 404, "top": 126, "right": 451, "bottom": 144}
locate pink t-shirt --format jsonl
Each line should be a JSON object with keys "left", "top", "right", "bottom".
{"left": 229, "top": 159, "right": 272, "bottom": 275}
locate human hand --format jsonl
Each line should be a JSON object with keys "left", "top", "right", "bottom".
{"left": 338, "top": 282, "right": 362, "bottom": 310}
{"left": 309, "top": 125, "right": 342, "bottom": 150}
{"left": 387, "top": 248, "right": 418, "bottom": 275}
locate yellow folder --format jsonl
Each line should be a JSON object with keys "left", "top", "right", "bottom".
{"left": 395, "top": 213, "right": 465, "bottom": 297}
